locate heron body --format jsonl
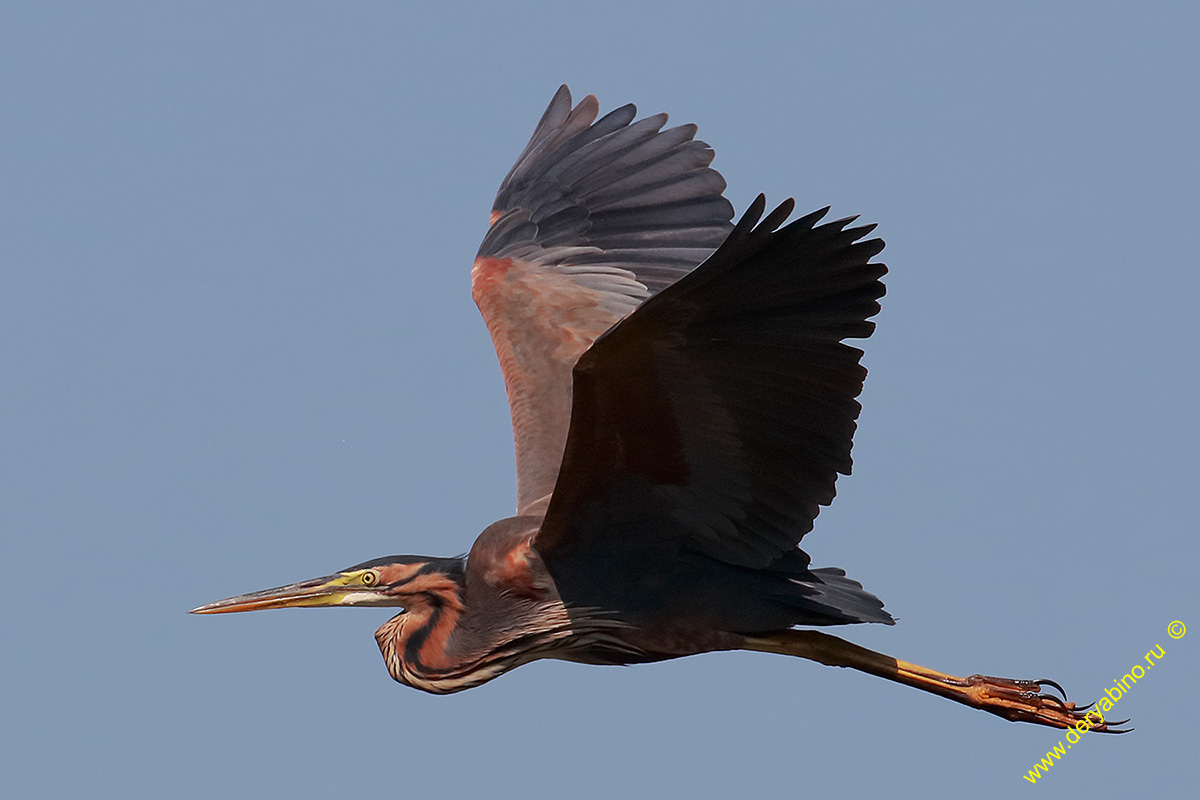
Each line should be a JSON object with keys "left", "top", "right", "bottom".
{"left": 194, "top": 87, "right": 1121, "bottom": 732}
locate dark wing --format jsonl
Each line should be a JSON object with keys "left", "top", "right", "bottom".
{"left": 472, "top": 86, "right": 733, "bottom": 517}
{"left": 533, "top": 196, "right": 886, "bottom": 569}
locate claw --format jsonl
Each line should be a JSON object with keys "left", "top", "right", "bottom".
{"left": 1034, "top": 678, "right": 1069, "bottom": 699}
{"left": 1036, "top": 692, "right": 1070, "bottom": 709}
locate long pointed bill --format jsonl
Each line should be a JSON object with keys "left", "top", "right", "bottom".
{"left": 190, "top": 575, "right": 377, "bottom": 614}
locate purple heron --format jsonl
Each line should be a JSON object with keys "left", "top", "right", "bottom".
{"left": 193, "top": 86, "right": 1118, "bottom": 732}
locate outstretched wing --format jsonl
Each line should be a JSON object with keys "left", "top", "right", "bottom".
{"left": 473, "top": 86, "right": 733, "bottom": 517}
{"left": 534, "top": 196, "right": 886, "bottom": 570}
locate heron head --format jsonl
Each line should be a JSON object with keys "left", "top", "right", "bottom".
{"left": 189, "top": 555, "right": 465, "bottom": 614}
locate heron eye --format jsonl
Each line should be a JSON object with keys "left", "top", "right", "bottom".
{"left": 361, "top": 571, "right": 378, "bottom": 586}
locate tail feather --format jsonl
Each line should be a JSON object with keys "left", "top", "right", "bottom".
{"left": 778, "top": 567, "right": 894, "bottom": 626}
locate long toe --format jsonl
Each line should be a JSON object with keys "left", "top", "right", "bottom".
{"left": 962, "top": 675, "right": 1127, "bottom": 732}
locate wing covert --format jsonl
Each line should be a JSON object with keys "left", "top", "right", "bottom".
{"left": 473, "top": 86, "right": 734, "bottom": 516}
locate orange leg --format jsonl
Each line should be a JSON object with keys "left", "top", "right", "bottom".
{"left": 743, "top": 630, "right": 1127, "bottom": 732}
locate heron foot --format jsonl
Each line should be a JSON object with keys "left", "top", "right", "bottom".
{"left": 953, "top": 674, "right": 1129, "bottom": 732}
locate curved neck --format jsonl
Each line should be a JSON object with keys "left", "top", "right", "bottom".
{"left": 372, "top": 538, "right": 576, "bottom": 694}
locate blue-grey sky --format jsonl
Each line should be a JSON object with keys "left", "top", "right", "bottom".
{"left": 3, "top": 2, "right": 1197, "bottom": 797}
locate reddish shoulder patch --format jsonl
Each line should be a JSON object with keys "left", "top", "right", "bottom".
{"left": 482, "top": 536, "right": 544, "bottom": 598}
{"left": 471, "top": 256, "right": 514, "bottom": 303}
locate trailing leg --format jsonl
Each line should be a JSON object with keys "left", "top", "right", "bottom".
{"left": 743, "top": 630, "right": 1125, "bottom": 732}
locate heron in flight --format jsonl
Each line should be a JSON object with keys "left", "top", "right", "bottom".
{"left": 194, "top": 86, "right": 1117, "bottom": 732}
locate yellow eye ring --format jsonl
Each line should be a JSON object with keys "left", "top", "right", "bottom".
{"left": 361, "top": 571, "right": 378, "bottom": 586}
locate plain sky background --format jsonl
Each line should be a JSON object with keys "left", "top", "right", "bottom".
{"left": 3, "top": 2, "right": 1197, "bottom": 798}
